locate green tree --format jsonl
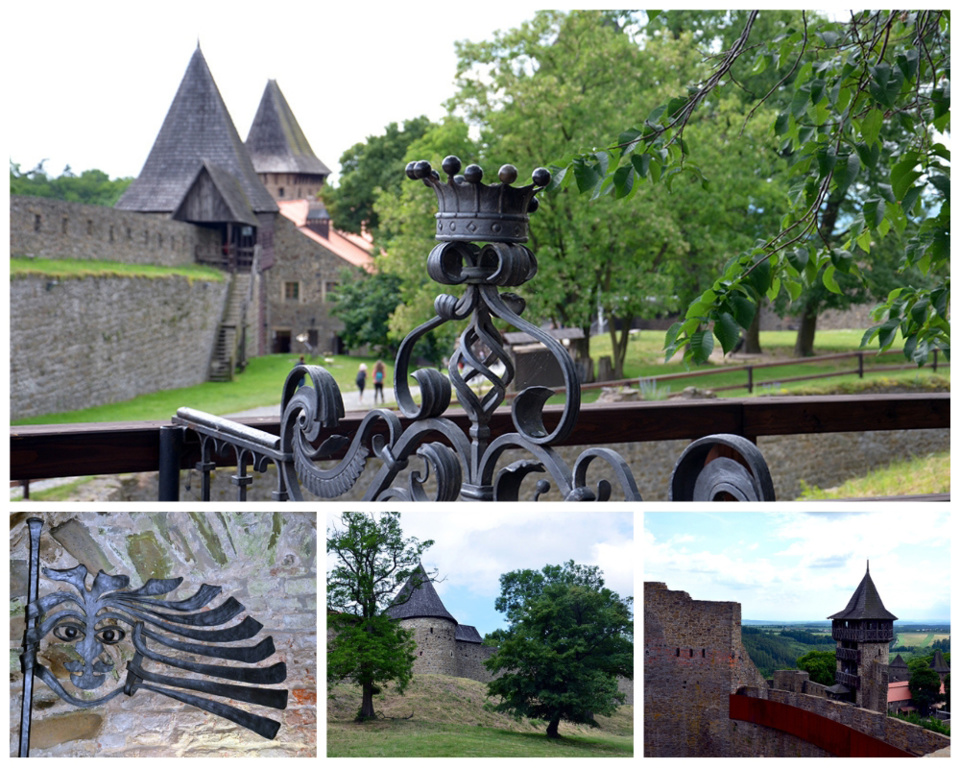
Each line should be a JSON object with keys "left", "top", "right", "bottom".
{"left": 796, "top": 649, "right": 837, "bottom": 686}
{"left": 326, "top": 511, "right": 434, "bottom": 721}
{"left": 10, "top": 160, "right": 133, "bottom": 206}
{"left": 320, "top": 116, "right": 435, "bottom": 239}
{"left": 484, "top": 561, "right": 633, "bottom": 739}
{"left": 909, "top": 664, "right": 943, "bottom": 716}
{"left": 331, "top": 270, "right": 404, "bottom": 357}
{"left": 558, "top": 11, "right": 950, "bottom": 366}
{"left": 443, "top": 11, "right": 788, "bottom": 378}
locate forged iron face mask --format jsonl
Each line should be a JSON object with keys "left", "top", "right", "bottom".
{"left": 19, "top": 519, "right": 289, "bottom": 756}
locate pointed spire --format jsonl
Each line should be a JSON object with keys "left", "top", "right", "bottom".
{"left": 116, "top": 47, "right": 276, "bottom": 215}
{"left": 386, "top": 564, "right": 456, "bottom": 624}
{"left": 828, "top": 562, "right": 897, "bottom": 621}
{"left": 245, "top": 80, "right": 331, "bottom": 176}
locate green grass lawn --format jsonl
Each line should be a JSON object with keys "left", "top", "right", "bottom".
{"left": 11, "top": 257, "right": 225, "bottom": 282}
{"left": 796, "top": 452, "right": 950, "bottom": 499}
{"left": 12, "top": 329, "right": 949, "bottom": 424}
{"left": 328, "top": 675, "right": 632, "bottom": 758}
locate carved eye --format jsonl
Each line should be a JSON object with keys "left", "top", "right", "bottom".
{"left": 53, "top": 623, "right": 85, "bottom": 642}
{"left": 96, "top": 627, "right": 125, "bottom": 645}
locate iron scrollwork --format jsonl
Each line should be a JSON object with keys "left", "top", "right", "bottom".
{"left": 170, "top": 156, "right": 775, "bottom": 502}
{"left": 18, "top": 518, "right": 288, "bottom": 756}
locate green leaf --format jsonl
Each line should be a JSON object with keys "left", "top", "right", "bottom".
{"left": 631, "top": 153, "right": 651, "bottom": 178}
{"left": 833, "top": 154, "right": 861, "bottom": 193}
{"left": 714, "top": 312, "right": 741, "bottom": 354}
{"left": 774, "top": 111, "right": 791, "bottom": 136}
{"left": 689, "top": 329, "right": 715, "bottom": 364}
{"left": 878, "top": 318, "right": 900, "bottom": 349}
{"left": 726, "top": 295, "right": 757, "bottom": 330}
{"left": 746, "top": 257, "right": 772, "bottom": 296}
{"left": 863, "top": 197, "right": 886, "bottom": 228}
{"left": 817, "top": 146, "right": 837, "bottom": 175}
{"left": 572, "top": 156, "right": 602, "bottom": 194}
{"left": 854, "top": 141, "right": 880, "bottom": 170}
{"left": 787, "top": 247, "right": 809, "bottom": 273}
{"left": 823, "top": 264, "right": 842, "bottom": 294}
{"left": 859, "top": 108, "right": 884, "bottom": 146}
{"left": 612, "top": 165, "right": 636, "bottom": 199}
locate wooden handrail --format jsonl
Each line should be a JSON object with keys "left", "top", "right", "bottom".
{"left": 9, "top": 393, "right": 949, "bottom": 482}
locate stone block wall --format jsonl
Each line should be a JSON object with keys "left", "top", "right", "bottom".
{"left": 265, "top": 215, "right": 356, "bottom": 355}
{"left": 9, "top": 511, "right": 317, "bottom": 757}
{"left": 10, "top": 273, "right": 229, "bottom": 419}
{"left": 644, "top": 582, "right": 768, "bottom": 757}
{"left": 11, "top": 197, "right": 218, "bottom": 267}
{"left": 402, "top": 618, "right": 458, "bottom": 676}
{"left": 455, "top": 641, "right": 497, "bottom": 683}
{"left": 735, "top": 686, "right": 950, "bottom": 756}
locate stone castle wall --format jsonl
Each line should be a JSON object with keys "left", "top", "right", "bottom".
{"left": 10, "top": 273, "right": 229, "bottom": 420}
{"left": 644, "top": 582, "right": 768, "bottom": 757}
{"left": 402, "top": 618, "right": 458, "bottom": 676}
{"left": 645, "top": 582, "right": 950, "bottom": 758}
{"left": 455, "top": 641, "right": 497, "bottom": 683}
{"left": 733, "top": 686, "right": 950, "bottom": 757}
{"left": 11, "top": 197, "right": 218, "bottom": 267}
{"left": 264, "top": 215, "right": 348, "bottom": 355}
{"left": 9, "top": 511, "right": 317, "bottom": 758}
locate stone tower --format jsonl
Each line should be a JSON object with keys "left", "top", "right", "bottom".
{"left": 386, "top": 565, "right": 457, "bottom": 676}
{"left": 828, "top": 562, "right": 897, "bottom": 712}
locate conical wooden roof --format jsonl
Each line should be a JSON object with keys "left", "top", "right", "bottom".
{"left": 828, "top": 563, "right": 898, "bottom": 621}
{"left": 386, "top": 564, "right": 456, "bottom": 623}
{"left": 116, "top": 46, "right": 276, "bottom": 215}
{"left": 245, "top": 80, "right": 331, "bottom": 176}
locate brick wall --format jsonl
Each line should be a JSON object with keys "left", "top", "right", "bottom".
{"left": 11, "top": 197, "right": 217, "bottom": 267}
{"left": 9, "top": 511, "right": 316, "bottom": 757}
{"left": 10, "top": 273, "right": 229, "bottom": 419}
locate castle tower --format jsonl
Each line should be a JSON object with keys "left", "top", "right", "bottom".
{"left": 828, "top": 562, "right": 897, "bottom": 712}
{"left": 386, "top": 565, "right": 457, "bottom": 676}
{"left": 245, "top": 80, "right": 331, "bottom": 205}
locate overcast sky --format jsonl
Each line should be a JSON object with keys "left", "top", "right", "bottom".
{"left": 645, "top": 509, "right": 951, "bottom": 623}
{"left": 5, "top": 1, "right": 553, "bottom": 184}
{"left": 326, "top": 508, "right": 635, "bottom": 635}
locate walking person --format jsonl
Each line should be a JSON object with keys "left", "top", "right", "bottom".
{"left": 373, "top": 360, "right": 386, "bottom": 404}
{"left": 356, "top": 363, "right": 368, "bottom": 404}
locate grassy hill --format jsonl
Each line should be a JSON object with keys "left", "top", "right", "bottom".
{"left": 328, "top": 674, "right": 633, "bottom": 757}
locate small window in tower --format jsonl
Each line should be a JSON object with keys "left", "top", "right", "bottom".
{"left": 676, "top": 648, "right": 680, "bottom": 657}
{"left": 284, "top": 282, "right": 300, "bottom": 302}
{"left": 278, "top": 187, "right": 285, "bottom": 198}
{"left": 62, "top": 217, "right": 69, "bottom": 234}
{"left": 689, "top": 649, "right": 694, "bottom": 658}
{"left": 87, "top": 220, "right": 93, "bottom": 235}
{"left": 430, "top": 627, "right": 433, "bottom": 634}
{"left": 34, "top": 214, "right": 42, "bottom": 232}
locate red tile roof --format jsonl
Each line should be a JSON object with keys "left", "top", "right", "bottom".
{"left": 278, "top": 199, "right": 375, "bottom": 272}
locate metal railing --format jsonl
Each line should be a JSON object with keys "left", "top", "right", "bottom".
{"left": 10, "top": 392, "right": 950, "bottom": 500}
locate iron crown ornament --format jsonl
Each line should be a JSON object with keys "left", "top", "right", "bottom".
{"left": 167, "top": 157, "right": 775, "bottom": 502}
{"left": 18, "top": 518, "right": 288, "bottom": 756}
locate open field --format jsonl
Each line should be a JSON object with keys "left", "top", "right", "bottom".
{"left": 327, "top": 675, "right": 633, "bottom": 758}
{"left": 896, "top": 632, "right": 951, "bottom": 649}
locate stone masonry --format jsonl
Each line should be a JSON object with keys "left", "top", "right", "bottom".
{"left": 10, "top": 273, "right": 229, "bottom": 420}
{"left": 11, "top": 197, "right": 218, "bottom": 268}
{"left": 10, "top": 512, "right": 317, "bottom": 758}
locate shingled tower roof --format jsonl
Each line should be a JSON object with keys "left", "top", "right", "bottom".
{"left": 245, "top": 80, "right": 331, "bottom": 177}
{"left": 386, "top": 564, "right": 456, "bottom": 624}
{"left": 828, "top": 562, "right": 898, "bottom": 621}
{"left": 116, "top": 46, "right": 277, "bottom": 215}
{"left": 931, "top": 649, "right": 950, "bottom": 674}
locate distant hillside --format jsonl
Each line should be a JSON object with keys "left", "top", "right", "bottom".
{"left": 328, "top": 674, "right": 633, "bottom": 757}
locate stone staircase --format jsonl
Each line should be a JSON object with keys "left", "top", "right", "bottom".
{"left": 209, "top": 272, "right": 251, "bottom": 382}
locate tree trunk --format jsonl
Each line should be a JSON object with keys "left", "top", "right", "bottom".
{"left": 358, "top": 681, "right": 376, "bottom": 721}
{"left": 743, "top": 308, "right": 762, "bottom": 354}
{"left": 546, "top": 715, "right": 562, "bottom": 739}
{"left": 608, "top": 316, "right": 633, "bottom": 381}
{"left": 794, "top": 304, "right": 818, "bottom": 357}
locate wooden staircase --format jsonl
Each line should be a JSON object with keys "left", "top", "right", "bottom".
{"left": 208, "top": 272, "right": 251, "bottom": 382}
